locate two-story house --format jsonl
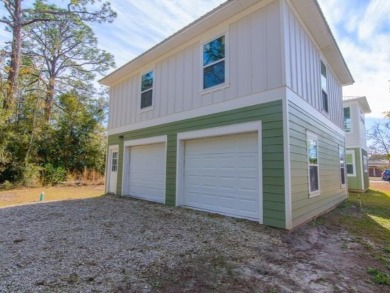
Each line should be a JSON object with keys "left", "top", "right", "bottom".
{"left": 343, "top": 96, "right": 371, "bottom": 192}
{"left": 100, "top": 0, "right": 354, "bottom": 229}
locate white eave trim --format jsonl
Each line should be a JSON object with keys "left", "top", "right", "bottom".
{"left": 100, "top": 0, "right": 353, "bottom": 87}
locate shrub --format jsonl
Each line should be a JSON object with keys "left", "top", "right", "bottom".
{"left": 42, "top": 163, "right": 66, "bottom": 186}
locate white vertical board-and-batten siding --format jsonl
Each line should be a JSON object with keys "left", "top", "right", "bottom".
{"left": 108, "top": 1, "right": 283, "bottom": 130}
{"left": 283, "top": 2, "right": 343, "bottom": 129}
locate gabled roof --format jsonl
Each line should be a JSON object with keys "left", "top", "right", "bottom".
{"left": 100, "top": 0, "right": 354, "bottom": 87}
{"left": 343, "top": 96, "right": 371, "bottom": 114}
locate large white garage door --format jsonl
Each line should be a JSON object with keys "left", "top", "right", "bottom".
{"left": 183, "top": 132, "right": 260, "bottom": 220}
{"left": 128, "top": 143, "right": 166, "bottom": 203}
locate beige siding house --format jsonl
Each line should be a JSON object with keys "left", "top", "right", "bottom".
{"left": 101, "top": 0, "right": 354, "bottom": 229}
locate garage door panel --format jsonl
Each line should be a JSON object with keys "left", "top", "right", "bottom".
{"left": 183, "top": 132, "right": 260, "bottom": 221}
{"left": 128, "top": 143, "right": 166, "bottom": 203}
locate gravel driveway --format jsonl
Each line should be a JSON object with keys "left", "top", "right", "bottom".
{"left": 0, "top": 195, "right": 382, "bottom": 292}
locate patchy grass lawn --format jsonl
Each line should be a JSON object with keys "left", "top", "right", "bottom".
{"left": 318, "top": 181, "right": 390, "bottom": 286}
{"left": 0, "top": 182, "right": 389, "bottom": 291}
{"left": 0, "top": 185, "right": 104, "bottom": 208}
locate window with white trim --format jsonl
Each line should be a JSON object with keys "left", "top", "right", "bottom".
{"left": 307, "top": 132, "right": 320, "bottom": 195}
{"left": 321, "top": 60, "right": 328, "bottom": 113}
{"left": 346, "top": 150, "right": 355, "bottom": 176}
{"left": 363, "top": 155, "right": 368, "bottom": 173}
{"left": 344, "top": 107, "right": 351, "bottom": 132}
{"left": 339, "top": 145, "right": 346, "bottom": 186}
{"left": 140, "top": 71, "right": 153, "bottom": 109}
{"left": 203, "top": 35, "right": 225, "bottom": 89}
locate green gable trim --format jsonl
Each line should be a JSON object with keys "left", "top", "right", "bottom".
{"left": 108, "top": 100, "right": 286, "bottom": 228}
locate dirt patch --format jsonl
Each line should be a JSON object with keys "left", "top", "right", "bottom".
{"left": 0, "top": 195, "right": 386, "bottom": 292}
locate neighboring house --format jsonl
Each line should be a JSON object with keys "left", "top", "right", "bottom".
{"left": 368, "top": 160, "right": 389, "bottom": 177}
{"left": 343, "top": 96, "right": 371, "bottom": 192}
{"left": 100, "top": 0, "right": 354, "bottom": 229}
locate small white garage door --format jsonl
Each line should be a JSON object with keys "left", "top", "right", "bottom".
{"left": 183, "top": 132, "right": 259, "bottom": 220}
{"left": 128, "top": 143, "right": 166, "bottom": 203}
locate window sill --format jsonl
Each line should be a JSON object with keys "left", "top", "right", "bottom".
{"left": 308, "top": 191, "right": 320, "bottom": 198}
{"left": 138, "top": 106, "right": 154, "bottom": 114}
{"left": 200, "top": 83, "right": 230, "bottom": 96}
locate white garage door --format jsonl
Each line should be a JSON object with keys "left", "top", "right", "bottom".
{"left": 128, "top": 143, "right": 166, "bottom": 203}
{"left": 183, "top": 132, "right": 260, "bottom": 220}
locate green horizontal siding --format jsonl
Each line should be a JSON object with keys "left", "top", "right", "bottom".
{"left": 346, "top": 148, "right": 368, "bottom": 192}
{"left": 108, "top": 100, "right": 286, "bottom": 228}
{"left": 289, "top": 102, "right": 347, "bottom": 227}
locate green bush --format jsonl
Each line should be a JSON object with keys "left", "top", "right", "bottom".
{"left": 21, "top": 164, "right": 42, "bottom": 187}
{"left": 42, "top": 163, "right": 66, "bottom": 186}
{"left": 0, "top": 180, "right": 14, "bottom": 190}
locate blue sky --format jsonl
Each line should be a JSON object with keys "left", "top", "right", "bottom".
{"left": 1, "top": 0, "right": 389, "bottom": 118}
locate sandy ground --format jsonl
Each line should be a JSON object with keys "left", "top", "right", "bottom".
{"left": 0, "top": 192, "right": 387, "bottom": 292}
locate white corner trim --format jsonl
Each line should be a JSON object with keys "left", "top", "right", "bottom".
{"left": 175, "top": 121, "right": 263, "bottom": 224}
{"left": 286, "top": 88, "right": 345, "bottom": 137}
{"left": 124, "top": 135, "right": 167, "bottom": 147}
{"left": 282, "top": 97, "right": 292, "bottom": 229}
{"left": 107, "top": 87, "right": 285, "bottom": 136}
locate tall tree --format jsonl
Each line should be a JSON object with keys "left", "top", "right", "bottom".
{"left": 367, "top": 120, "right": 390, "bottom": 164}
{"left": 23, "top": 6, "right": 115, "bottom": 120}
{"left": 0, "top": 0, "right": 116, "bottom": 111}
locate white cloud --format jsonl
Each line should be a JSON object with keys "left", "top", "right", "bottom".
{"left": 91, "top": 0, "right": 225, "bottom": 68}
{"left": 318, "top": 0, "right": 390, "bottom": 118}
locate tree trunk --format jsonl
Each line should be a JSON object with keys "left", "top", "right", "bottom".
{"left": 44, "top": 78, "right": 56, "bottom": 121}
{"left": 4, "top": 0, "right": 22, "bottom": 111}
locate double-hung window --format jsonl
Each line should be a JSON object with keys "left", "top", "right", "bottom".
{"left": 346, "top": 150, "right": 355, "bottom": 176}
{"left": 344, "top": 107, "right": 351, "bottom": 132}
{"left": 307, "top": 132, "right": 320, "bottom": 196}
{"left": 141, "top": 71, "right": 154, "bottom": 109}
{"left": 339, "top": 145, "right": 346, "bottom": 186}
{"left": 203, "top": 35, "right": 225, "bottom": 89}
{"left": 321, "top": 61, "right": 328, "bottom": 113}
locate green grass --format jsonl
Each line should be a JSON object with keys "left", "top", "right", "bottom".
{"left": 323, "top": 185, "right": 390, "bottom": 286}
{"left": 332, "top": 188, "right": 390, "bottom": 246}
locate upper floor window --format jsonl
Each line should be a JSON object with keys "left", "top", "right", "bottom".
{"left": 307, "top": 132, "right": 320, "bottom": 196}
{"left": 321, "top": 61, "right": 328, "bottom": 113}
{"left": 141, "top": 71, "right": 153, "bottom": 109}
{"left": 344, "top": 107, "right": 351, "bottom": 132}
{"left": 203, "top": 35, "right": 225, "bottom": 89}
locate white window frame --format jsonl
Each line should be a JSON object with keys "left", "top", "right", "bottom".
{"left": 201, "top": 33, "right": 229, "bottom": 93}
{"left": 346, "top": 150, "right": 356, "bottom": 177}
{"left": 363, "top": 155, "right": 368, "bottom": 173}
{"left": 307, "top": 131, "right": 320, "bottom": 197}
{"left": 320, "top": 60, "right": 329, "bottom": 114}
{"left": 139, "top": 69, "right": 154, "bottom": 112}
{"left": 339, "top": 145, "right": 346, "bottom": 187}
{"left": 344, "top": 107, "right": 352, "bottom": 133}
